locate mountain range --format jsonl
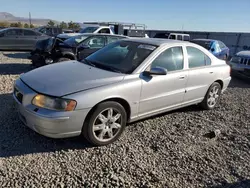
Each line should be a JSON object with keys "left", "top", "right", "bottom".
{"left": 0, "top": 12, "right": 59, "bottom": 26}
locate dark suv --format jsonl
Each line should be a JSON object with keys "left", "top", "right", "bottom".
{"left": 30, "top": 33, "right": 127, "bottom": 67}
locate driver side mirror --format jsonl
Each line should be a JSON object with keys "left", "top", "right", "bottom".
{"left": 78, "top": 43, "right": 90, "bottom": 51}
{"left": 143, "top": 67, "right": 167, "bottom": 77}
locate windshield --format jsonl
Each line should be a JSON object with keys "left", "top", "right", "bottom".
{"left": 83, "top": 40, "right": 157, "bottom": 74}
{"left": 192, "top": 40, "right": 212, "bottom": 50}
{"left": 64, "top": 35, "right": 88, "bottom": 46}
{"left": 79, "top": 27, "right": 99, "bottom": 33}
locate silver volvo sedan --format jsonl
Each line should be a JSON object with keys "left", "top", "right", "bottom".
{"left": 13, "top": 38, "right": 231, "bottom": 146}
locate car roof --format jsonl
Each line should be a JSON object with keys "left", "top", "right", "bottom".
{"left": 122, "top": 37, "right": 190, "bottom": 46}
{"left": 75, "top": 33, "right": 128, "bottom": 38}
{"left": 192, "top": 38, "right": 217, "bottom": 42}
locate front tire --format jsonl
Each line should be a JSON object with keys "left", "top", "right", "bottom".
{"left": 201, "top": 82, "right": 222, "bottom": 110}
{"left": 57, "top": 57, "right": 71, "bottom": 62}
{"left": 82, "top": 101, "right": 127, "bottom": 146}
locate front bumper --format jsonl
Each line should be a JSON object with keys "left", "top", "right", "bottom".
{"left": 13, "top": 78, "right": 91, "bottom": 139}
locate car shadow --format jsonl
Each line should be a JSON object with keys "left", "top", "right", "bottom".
{"left": 0, "top": 93, "right": 92, "bottom": 158}
{"left": 2, "top": 52, "right": 31, "bottom": 59}
{"left": 228, "top": 76, "right": 250, "bottom": 88}
{"left": 210, "top": 179, "right": 250, "bottom": 188}
{"left": 0, "top": 63, "right": 32, "bottom": 75}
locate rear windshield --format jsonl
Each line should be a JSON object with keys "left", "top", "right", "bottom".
{"left": 79, "top": 27, "right": 99, "bottom": 33}
{"left": 192, "top": 40, "right": 212, "bottom": 50}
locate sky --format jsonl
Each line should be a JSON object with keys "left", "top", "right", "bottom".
{"left": 1, "top": 0, "right": 250, "bottom": 32}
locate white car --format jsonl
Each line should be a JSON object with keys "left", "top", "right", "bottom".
{"left": 57, "top": 26, "right": 115, "bottom": 40}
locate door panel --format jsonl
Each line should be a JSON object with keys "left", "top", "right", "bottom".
{"left": 139, "top": 71, "right": 188, "bottom": 116}
{"left": 184, "top": 46, "right": 215, "bottom": 103}
{"left": 138, "top": 46, "right": 187, "bottom": 116}
{"left": 184, "top": 66, "right": 215, "bottom": 103}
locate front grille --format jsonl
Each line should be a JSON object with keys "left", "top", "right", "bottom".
{"left": 239, "top": 58, "right": 250, "bottom": 65}
{"left": 14, "top": 87, "right": 23, "bottom": 103}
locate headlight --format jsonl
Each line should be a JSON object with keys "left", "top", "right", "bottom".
{"left": 231, "top": 56, "right": 241, "bottom": 63}
{"left": 32, "top": 94, "right": 77, "bottom": 111}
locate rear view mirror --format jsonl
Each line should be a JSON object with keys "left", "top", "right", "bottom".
{"left": 211, "top": 48, "right": 215, "bottom": 52}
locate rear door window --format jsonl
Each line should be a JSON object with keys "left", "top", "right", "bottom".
{"left": 5, "top": 29, "right": 22, "bottom": 36}
{"left": 23, "top": 30, "right": 37, "bottom": 36}
{"left": 187, "top": 46, "right": 211, "bottom": 68}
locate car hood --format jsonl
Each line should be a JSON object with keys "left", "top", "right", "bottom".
{"left": 20, "top": 61, "right": 124, "bottom": 97}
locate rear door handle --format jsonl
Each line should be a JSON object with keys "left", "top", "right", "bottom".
{"left": 209, "top": 71, "right": 213, "bottom": 74}
{"left": 179, "top": 75, "right": 185, "bottom": 79}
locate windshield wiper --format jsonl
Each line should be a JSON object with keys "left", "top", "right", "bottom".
{"left": 95, "top": 63, "right": 122, "bottom": 73}
{"left": 83, "top": 59, "right": 96, "bottom": 67}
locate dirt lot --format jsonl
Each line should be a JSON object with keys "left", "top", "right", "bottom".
{"left": 0, "top": 52, "right": 249, "bottom": 188}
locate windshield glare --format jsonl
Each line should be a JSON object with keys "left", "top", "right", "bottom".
{"left": 64, "top": 35, "right": 88, "bottom": 46}
{"left": 84, "top": 41, "right": 157, "bottom": 74}
{"left": 79, "top": 27, "right": 99, "bottom": 33}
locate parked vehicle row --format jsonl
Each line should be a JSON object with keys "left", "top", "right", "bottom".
{"left": 0, "top": 27, "right": 49, "bottom": 51}
{"left": 191, "top": 39, "right": 230, "bottom": 61}
{"left": 29, "top": 33, "right": 128, "bottom": 67}
{"left": 13, "top": 38, "right": 231, "bottom": 146}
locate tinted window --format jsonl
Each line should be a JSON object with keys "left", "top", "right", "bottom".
{"left": 79, "top": 27, "right": 99, "bottom": 33}
{"left": 84, "top": 41, "right": 156, "bottom": 74}
{"left": 169, "top": 35, "right": 176, "bottom": 39}
{"left": 5, "top": 29, "right": 21, "bottom": 36}
{"left": 187, "top": 46, "right": 211, "bottom": 68}
{"left": 184, "top": 36, "right": 190, "bottom": 41}
{"left": 23, "top": 30, "right": 37, "bottom": 36}
{"left": 177, "top": 35, "right": 182, "bottom": 40}
{"left": 87, "top": 36, "right": 105, "bottom": 48}
{"left": 107, "top": 36, "right": 123, "bottom": 44}
{"left": 151, "top": 47, "right": 184, "bottom": 71}
{"left": 98, "top": 28, "right": 110, "bottom": 34}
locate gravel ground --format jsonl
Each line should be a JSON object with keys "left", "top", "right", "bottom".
{"left": 0, "top": 52, "right": 249, "bottom": 188}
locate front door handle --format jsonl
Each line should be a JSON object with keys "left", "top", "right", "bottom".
{"left": 209, "top": 71, "right": 214, "bottom": 74}
{"left": 179, "top": 75, "right": 185, "bottom": 79}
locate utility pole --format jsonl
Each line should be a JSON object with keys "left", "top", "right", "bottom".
{"left": 29, "top": 12, "right": 31, "bottom": 26}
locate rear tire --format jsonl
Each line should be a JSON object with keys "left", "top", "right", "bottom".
{"left": 200, "top": 82, "right": 222, "bottom": 110}
{"left": 82, "top": 101, "right": 127, "bottom": 146}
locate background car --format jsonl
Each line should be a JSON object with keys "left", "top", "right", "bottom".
{"left": 30, "top": 33, "right": 128, "bottom": 67}
{"left": 191, "top": 39, "right": 229, "bottom": 61}
{"left": 0, "top": 27, "right": 49, "bottom": 51}
{"left": 13, "top": 38, "right": 231, "bottom": 146}
{"left": 229, "top": 50, "right": 250, "bottom": 79}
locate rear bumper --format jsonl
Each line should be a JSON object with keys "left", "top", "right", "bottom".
{"left": 222, "top": 76, "right": 231, "bottom": 93}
